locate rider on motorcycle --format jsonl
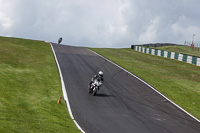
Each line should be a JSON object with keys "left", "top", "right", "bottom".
{"left": 58, "top": 37, "right": 62, "bottom": 44}
{"left": 89, "top": 71, "right": 104, "bottom": 92}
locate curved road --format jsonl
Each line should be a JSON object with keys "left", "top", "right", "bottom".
{"left": 52, "top": 44, "right": 200, "bottom": 133}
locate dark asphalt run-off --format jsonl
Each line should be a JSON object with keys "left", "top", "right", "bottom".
{"left": 52, "top": 43, "right": 200, "bottom": 133}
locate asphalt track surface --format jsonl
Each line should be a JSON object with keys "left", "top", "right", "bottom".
{"left": 52, "top": 44, "right": 200, "bottom": 133}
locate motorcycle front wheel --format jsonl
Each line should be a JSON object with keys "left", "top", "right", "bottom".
{"left": 92, "top": 88, "right": 97, "bottom": 96}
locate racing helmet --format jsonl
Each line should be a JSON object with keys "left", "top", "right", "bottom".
{"left": 98, "top": 71, "right": 103, "bottom": 77}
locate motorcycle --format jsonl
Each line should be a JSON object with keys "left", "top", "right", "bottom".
{"left": 58, "top": 37, "right": 62, "bottom": 44}
{"left": 89, "top": 79, "right": 102, "bottom": 96}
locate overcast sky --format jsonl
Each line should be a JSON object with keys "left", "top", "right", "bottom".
{"left": 0, "top": 0, "right": 200, "bottom": 47}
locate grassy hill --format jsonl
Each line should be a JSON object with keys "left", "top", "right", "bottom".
{"left": 151, "top": 45, "right": 200, "bottom": 57}
{"left": 1, "top": 36, "right": 199, "bottom": 132}
{"left": 0, "top": 36, "right": 80, "bottom": 132}
{"left": 90, "top": 48, "right": 200, "bottom": 120}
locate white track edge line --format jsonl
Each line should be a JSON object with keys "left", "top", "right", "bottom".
{"left": 50, "top": 43, "right": 85, "bottom": 133}
{"left": 88, "top": 49, "right": 200, "bottom": 123}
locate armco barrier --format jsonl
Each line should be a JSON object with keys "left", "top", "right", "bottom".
{"left": 132, "top": 45, "right": 200, "bottom": 66}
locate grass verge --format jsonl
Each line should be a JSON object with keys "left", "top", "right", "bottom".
{"left": 0, "top": 36, "right": 80, "bottom": 132}
{"left": 89, "top": 48, "right": 200, "bottom": 120}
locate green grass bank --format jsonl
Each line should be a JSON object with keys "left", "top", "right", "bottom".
{"left": 0, "top": 36, "right": 80, "bottom": 132}
{"left": 90, "top": 48, "right": 200, "bottom": 120}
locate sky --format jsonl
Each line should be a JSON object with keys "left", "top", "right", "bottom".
{"left": 0, "top": 0, "right": 200, "bottom": 48}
